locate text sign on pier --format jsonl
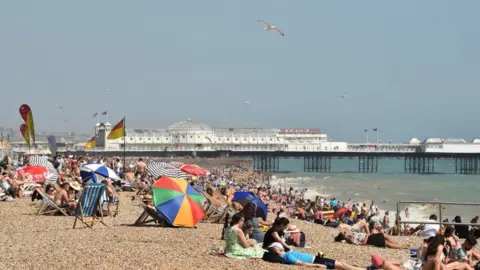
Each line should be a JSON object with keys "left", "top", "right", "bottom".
{"left": 279, "top": 128, "right": 321, "bottom": 134}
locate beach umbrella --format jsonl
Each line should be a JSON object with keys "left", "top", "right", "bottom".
{"left": 16, "top": 165, "right": 49, "bottom": 182}
{"left": 152, "top": 176, "right": 205, "bottom": 227}
{"left": 232, "top": 192, "right": 268, "bottom": 220}
{"left": 147, "top": 161, "right": 191, "bottom": 179}
{"left": 180, "top": 164, "right": 208, "bottom": 176}
{"left": 168, "top": 161, "right": 184, "bottom": 168}
{"left": 80, "top": 163, "right": 121, "bottom": 183}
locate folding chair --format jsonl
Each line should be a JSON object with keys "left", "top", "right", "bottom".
{"left": 37, "top": 189, "right": 69, "bottom": 216}
{"left": 73, "top": 184, "right": 108, "bottom": 229}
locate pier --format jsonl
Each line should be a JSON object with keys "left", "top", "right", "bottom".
{"left": 8, "top": 120, "right": 480, "bottom": 175}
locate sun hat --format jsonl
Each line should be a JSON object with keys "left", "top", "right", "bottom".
{"left": 68, "top": 181, "right": 81, "bottom": 191}
{"left": 284, "top": 225, "right": 301, "bottom": 234}
{"left": 268, "top": 242, "right": 284, "bottom": 250}
{"left": 371, "top": 253, "right": 384, "bottom": 268}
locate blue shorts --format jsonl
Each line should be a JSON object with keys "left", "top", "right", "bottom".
{"left": 314, "top": 257, "right": 336, "bottom": 269}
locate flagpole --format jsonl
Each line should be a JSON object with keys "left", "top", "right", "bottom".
{"left": 123, "top": 117, "right": 126, "bottom": 174}
{"left": 106, "top": 112, "right": 109, "bottom": 123}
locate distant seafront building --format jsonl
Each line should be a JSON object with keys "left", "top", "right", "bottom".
{"left": 5, "top": 119, "right": 480, "bottom": 156}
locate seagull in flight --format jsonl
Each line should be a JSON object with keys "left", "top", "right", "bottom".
{"left": 244, "top": 101, "right": 251, "bottom": 104}
{"left": 338, "top": 94, "right": 348, "bottom": 99}
{"left": 56, "top": 104, "right": 63, "bottom": 110}
{"left": 257, "top": 20, "right": 284, "bottom": 36}
{"left": 107, "top": 89, "right": 112, "bottom": 92}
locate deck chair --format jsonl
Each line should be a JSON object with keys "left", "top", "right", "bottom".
{"left": 134, "top": 205, "right": 169, "bottom": 226}
{"left": 201, "top": 191, "right": 237, "bottom": 223}
{"left": 73, "top": 183, "right": 107, "bottom": 229}
{"left": 21, "top": 183, "right": 40, "bottom": 197}
{"left": 135, "top": 179, "right": 150, "bottom": 195}
{"left": 37, "top": 189, "right": 69, "bottom": 216}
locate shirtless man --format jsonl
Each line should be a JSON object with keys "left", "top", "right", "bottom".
{"left": 361, "top": 202, "right": 368, "bottom": 217}
{"left": 135, "top": 158, "right": 146, "bottom": 178}
{"left": 54, "top": 182, "right": 76, "bottom": 210}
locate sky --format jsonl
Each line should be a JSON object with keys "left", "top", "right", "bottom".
{"left": 0, "top": 0, "right": 479, "bottom": 142}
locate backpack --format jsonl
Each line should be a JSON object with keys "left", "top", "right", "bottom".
{"left": 286, "top": 232, "right": 306, "bottom": 248}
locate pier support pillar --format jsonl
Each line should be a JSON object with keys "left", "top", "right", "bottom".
{"left": 404, "top": 156, "right": 435, "bottom": 174}
{"left": 455, "top": 156, "right": 480, "bottom": 175}
{"left": 253, "top": 156, "right": 280, "bottom": 172}
{"left": 358, "top": 155, "right": 378, "bottom": 173}
{"left": 303, "top": 156, "right": 331, "bottom": 172}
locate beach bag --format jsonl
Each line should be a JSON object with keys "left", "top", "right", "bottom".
{"left": 286, "top": 232, "right": 306, "bottom": 248}
{"left": 403, "top": 258, "right": 422, "bottom": 270}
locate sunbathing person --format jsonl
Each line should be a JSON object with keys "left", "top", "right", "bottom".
{"left": 365, "top": 223, "right": 407, "bottom": 249}
{"left": 263, "top": 217, "right": 294, "bottom": 251}
{"left": 54, "top": 182, "right": 77, "bottom": 210}
{"left": 102, "top": 179, "right": 118, "bottom": 216}
{"left": 422, "top": 234, "right": 473, "bottom": 270}
{"left": 223, "top": 212, "right": 265, "bottom": 259}
{"left": 267, "top": 242, "right": 364, "bottom": 270}
{"left": 370, "top": 253, "right": 411, "bottom": 270}
{"left": 334, "top": 217, "right": 371, "bottom": 245}
{"left": 243, "top": 202, "right": 270, "bottom": 243}
{"left": 45, "top": 184, "right": 56, "bottom": 200}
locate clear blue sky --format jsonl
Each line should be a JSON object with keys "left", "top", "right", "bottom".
{"left": 0, "top": 0, "right": 478, "bottom": 142}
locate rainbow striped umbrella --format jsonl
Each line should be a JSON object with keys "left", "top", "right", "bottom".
{"left": 152, "top": 176, "right": 205, "bottom": 228}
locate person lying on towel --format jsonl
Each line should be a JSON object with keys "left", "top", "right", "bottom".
{"left": 267, "top": 242, "right": 364, "bottom": 270}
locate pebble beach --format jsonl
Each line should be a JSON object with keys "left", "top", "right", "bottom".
{"left": 0, "top": 192, "right": 422, "bottom": 270}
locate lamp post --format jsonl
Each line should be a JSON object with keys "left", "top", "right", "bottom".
{"left": 364, "top": 129, "right": 368, "bottom": 144}
{"left": 373, "top": 128, "right": 378, "bottom": 144}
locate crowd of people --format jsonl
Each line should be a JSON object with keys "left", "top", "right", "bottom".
{"left": 2, "top": 153, "right": 480, "bottom": 269}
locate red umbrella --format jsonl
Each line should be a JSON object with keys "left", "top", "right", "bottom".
{"left": 17, "top": 165, "right": 49, "bottom": 182}
{"left": 180, "top": 164, "right": 208, "bottom": 176}
{"left": 333, "top": 207, "right": 350, "bottom": 220}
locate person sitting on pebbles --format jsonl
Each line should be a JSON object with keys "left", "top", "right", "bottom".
{"left": 267, "top": 242, "right": 364, "bottom": 270}
{"left": 54, "top": 182, "right": 78, "bottom": 211}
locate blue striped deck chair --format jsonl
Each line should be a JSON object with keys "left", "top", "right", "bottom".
{"left": 73, "top": 184, "right": 107, "bottom": 229}
{"left": 100, "top": 191, "right": 119, "bottom": 217}
{"left": 37, "top": 189, "right": 69, "bottom": 216}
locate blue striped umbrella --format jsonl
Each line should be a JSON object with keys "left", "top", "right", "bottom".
{"left": 80, "top": 163, "right": 121, "bottom": 183}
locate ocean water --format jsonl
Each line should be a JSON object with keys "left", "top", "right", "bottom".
{"left": 270, "top": 158, "right": 480, "bottom": 223}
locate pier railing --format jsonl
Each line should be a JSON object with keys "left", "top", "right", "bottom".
{"left": 396, "top": 200, "right": 480, "bottom": 227}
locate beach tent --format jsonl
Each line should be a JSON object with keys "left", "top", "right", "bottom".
{"left": 232, "top": 192, "right": 268, "bottom": 220}
{"left": 80, "top": 163, "right": 121, "bottom": 183}
{"left": 152, "top": 176, "right": 205, "bottom": 228}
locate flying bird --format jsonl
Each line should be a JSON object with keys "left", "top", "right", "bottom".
{"left": 338, "top": 94, "right": 348, "bottom": 99}
{"left": 56, "top": 104, "right": 63, "bottom": 110}
{"left": 257, "top": 20, "right": 284, "bottom": 36}
{"left": 107, "top": 89, "right": 112, "bottom": 92}
{"left": 244, "top": 101, "right": 251, "bottom": 104}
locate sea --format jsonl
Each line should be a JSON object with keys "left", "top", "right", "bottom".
{"left": 269, "top": 158, "right": 480, "bottom": 223}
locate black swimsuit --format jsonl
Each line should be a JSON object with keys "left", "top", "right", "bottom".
{"left": 366, "top": 233, "right": 386, "bottom": 247}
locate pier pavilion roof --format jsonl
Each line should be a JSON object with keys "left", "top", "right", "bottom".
{"left": 125, "top": 129, "right": 167, "bottom": 136}
{"left": 167, "top": 119, "right": 213, "bottom": 134}
{"left": 442, "top": 138, "right": 466, "bottom": 143}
